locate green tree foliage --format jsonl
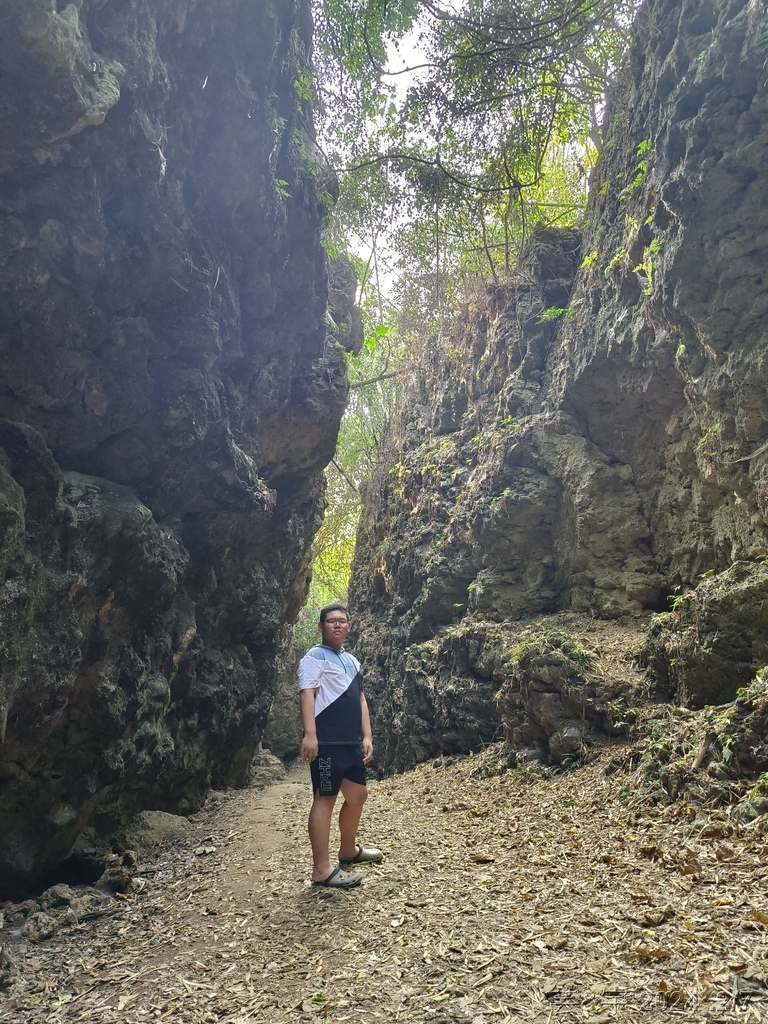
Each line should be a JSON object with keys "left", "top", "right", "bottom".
{"left": 314, "top": 0, "right": 639, "bottom": 298}
{"left": 293, "top": 310, "right": 403, "bottom": 647}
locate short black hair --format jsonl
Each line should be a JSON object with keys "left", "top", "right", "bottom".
{"left": 319, "top": 603, "right": 349, "bottom": 623}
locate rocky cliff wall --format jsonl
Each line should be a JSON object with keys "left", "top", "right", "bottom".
{"left": 349, "top": 0, "right": 768, "bottom": 773}
{"left": 0, "top": 0, "right": 349, "bottom": 895}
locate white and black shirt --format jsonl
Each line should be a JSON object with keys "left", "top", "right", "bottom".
{"left": 297, "top": 644, "right": 363, "bottom": 745}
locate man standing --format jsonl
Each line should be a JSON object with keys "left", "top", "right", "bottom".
{"left": 298, "top": 604, "right": 382, "bottom": 888}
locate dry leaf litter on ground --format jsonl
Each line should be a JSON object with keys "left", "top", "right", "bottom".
{"left": 2, "top": 742, "right": 768, "bottom": 1024}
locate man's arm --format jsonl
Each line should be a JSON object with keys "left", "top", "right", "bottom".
{"left": 299, "top": 688, "right": 319, "bottom": 763}
{"left": 360, "top": 692, "right": 373, "bottom": 765}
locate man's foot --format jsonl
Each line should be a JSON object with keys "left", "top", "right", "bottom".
{"left": 312, "top": 866, "right": 363, "bottom": 889}
{"left": 339, "top": 842, "right": 383, "bottom": 867}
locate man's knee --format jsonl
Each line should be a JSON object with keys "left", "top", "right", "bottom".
{"left": 310, "top": 793, "right": 338, "bottom": 824}
{"left": 341, "top": 781, "right": 368, "bottom": 808}
{"left": 312, "top": 792, "right": 338, "bottom": 809}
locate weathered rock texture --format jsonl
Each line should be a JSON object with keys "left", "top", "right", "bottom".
{"left": 263, "top": 638, "right": 302, "bottom": 758}
{"left": 0, "top": 0, "right": 350, "bottom": 895}
{"left": 639, "top": 559, "right": 768, "bottom": 706}
{"left": 350, "top": 0, "right": 768, "bottom": 772}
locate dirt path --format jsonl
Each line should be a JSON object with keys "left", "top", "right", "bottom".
{"left": 2, "top": 751, "right": 768, "bottom": 1023}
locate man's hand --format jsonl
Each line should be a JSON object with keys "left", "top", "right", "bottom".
{"left": 360, "top": 692, "right": 374, "bottom": 765}
{"left": 300, "top": 734, "right": 319, "bottom": 763}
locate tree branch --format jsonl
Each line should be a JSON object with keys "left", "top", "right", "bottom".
{"left": 336, "top": 151, "right": 533, "bottom": 196}
{"left": 331, "top": 458, "right": 359, "bottom": 495}
{"left": 349, "top": 369, "right": 401, "bottom": 390}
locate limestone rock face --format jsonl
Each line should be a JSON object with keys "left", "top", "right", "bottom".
{"left": 350, "top": 0, "right": 768, "bottom": 772}
{"left": 0, "top": 0, "right": 348, "bottom": 895}
{"left": 639, "top": 561, "right": 768, "bottom": 707}
{"left": 263, "top": 639, "right": 302, "bottom": 759}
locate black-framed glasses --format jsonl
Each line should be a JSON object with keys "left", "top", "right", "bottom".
{"left": 324, "top": 618, "right": 349, "bottom": 626}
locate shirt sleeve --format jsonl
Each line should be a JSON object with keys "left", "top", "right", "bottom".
{"left": 298, "top": 652, "right": 329, "bottom": 691}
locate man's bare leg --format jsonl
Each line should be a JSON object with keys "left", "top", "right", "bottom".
{"left": 337, "top": 779, "right": 368, "bottom": 862}
{"left": 308, "top": 792, "right": 337, "bottom": 882}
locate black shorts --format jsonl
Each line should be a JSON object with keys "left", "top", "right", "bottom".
{"left": 310, "top": 745, "right": 366, "bottom": 796}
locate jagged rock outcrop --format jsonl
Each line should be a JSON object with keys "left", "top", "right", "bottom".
{"left": 0, "top": 0, "right": 351, "bottom": 895}
{"left": 353, "top": 610, "right": 644, "bottom": 773}
{"left": 639, "top": 560, "right": 768, "bottom": 706}
{"left": 350, "top": 0, "right": 768, "bottom": 772}
{"left": 263, "top": 639, "right": 302, "bottom": 758}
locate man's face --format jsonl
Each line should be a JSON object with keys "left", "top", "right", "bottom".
{"left": 320, "top": 612, "right": 351, "bottom": 649}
